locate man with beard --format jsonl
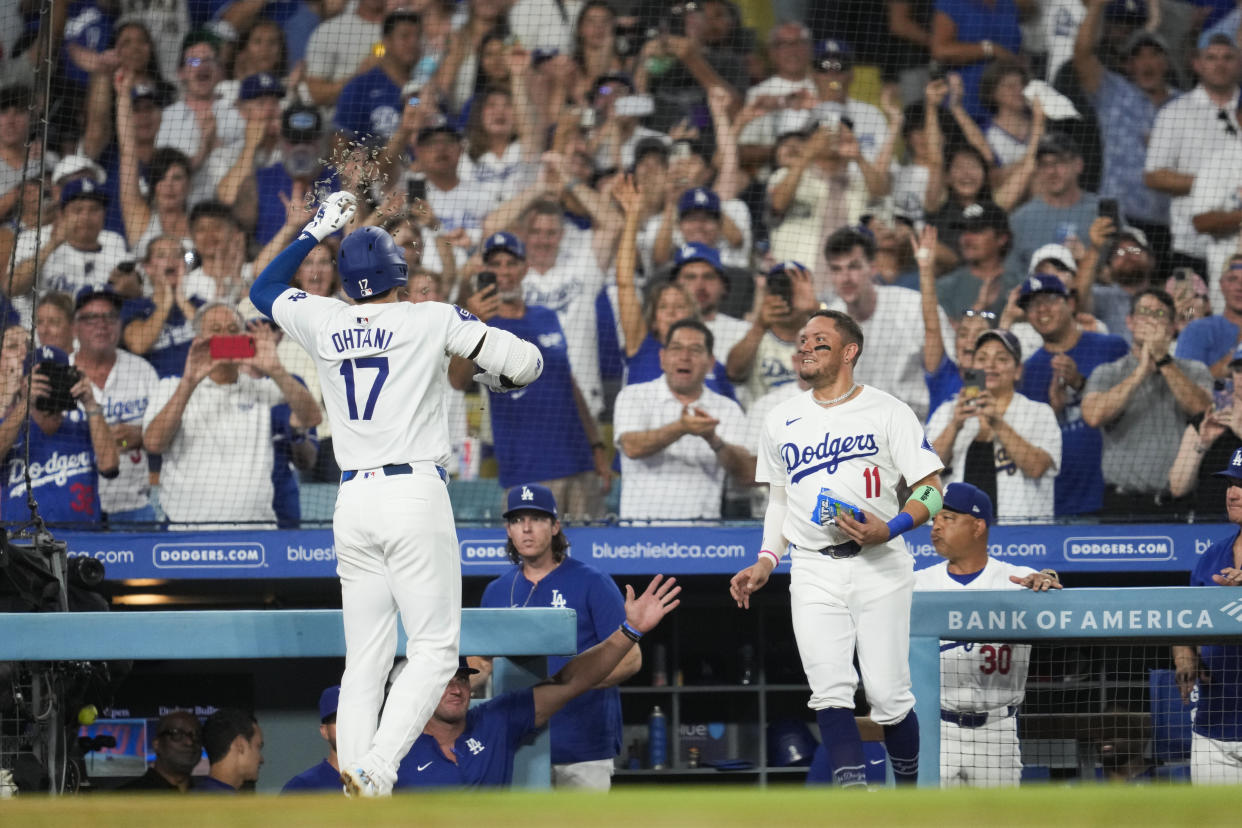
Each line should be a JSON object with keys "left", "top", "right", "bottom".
{"left": 281, "top": 687, "right": 342, "bottom": 792}
{"left": 935, "top": 200, "right": 1023, "bottom": 319}
{"left": 1016, "top": 274, "right": 1128, "bottom": 517}
{"left": 1177, "top": 256, "right": 1242, "bottom": 378}
{"left": 1078, "top": 221, "right": 1158, "bottom": 343}
{"left": 120, "top": 711, "right": 203, "bottom": 792}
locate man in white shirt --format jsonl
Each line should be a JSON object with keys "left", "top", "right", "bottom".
{"left": 11, "top": 180, "right": 129, "bottom": 323}
{"left": 614, "top": 319, "right": 751, "bottom": 522}
{"left": 303, "top": 0, "right": 386, "bottom": 110}
{"left": 1144, "top": 31, "right": 1242, "bottom": 273}
{"left": 409, "top": 125, "right": 496, "bottom": 272}
{"left": 156, "top": 35, "right": 228, "bottom": 172}
{"left": 738, "top": 22, "right": 816, "bottom": 155}
{"left": 142, "top": 302, "right": 322, "bottom": 530}
{"left": 71, "top": 286, "right": 160, "bottom": 524}
{"left": 669, "top": 242, "right": 751, "bottom": 365}
{"left": 1189, "top": 137, "right": 1242, "bottom": 312}
{"left": 825, "top": 227, "right": 953, "bottom": 420}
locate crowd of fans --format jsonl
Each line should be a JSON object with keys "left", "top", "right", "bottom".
{"left": 4, "top": 0, "right": 1242, "bottom": 526}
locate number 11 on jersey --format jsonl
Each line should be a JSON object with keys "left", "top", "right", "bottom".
{"left": 862, "top": 466, "right": 880, "bottom": 498}
{"left": 340, "top": 357, "right": 389, "bottom": 420}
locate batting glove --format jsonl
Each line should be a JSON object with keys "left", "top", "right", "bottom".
{"left": 474, "top": 371, "right": 520, "bottom": 393}
{"left": 303, "top": 191, "right": 357, "bottom": 242}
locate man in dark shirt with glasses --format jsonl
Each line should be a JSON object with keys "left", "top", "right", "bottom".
{"left": 120, "top": 710, "right": 203, "bottom": 792}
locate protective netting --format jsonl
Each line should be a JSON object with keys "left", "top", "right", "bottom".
{"left": 936, "top": 639, "right": 1242, "bottom": 786}
{"left": 0, "top": 1, "right": 1236, "bottom": 528}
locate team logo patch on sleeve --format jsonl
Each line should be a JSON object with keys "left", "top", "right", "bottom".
{"left": 454, "top": 305, "right": 479, "bottom": 322}
{"left": 287, "top": 290, "right": 308, "bottom": 302}
{"left": 921, "top": 434, "right": 936, "bottom": 454}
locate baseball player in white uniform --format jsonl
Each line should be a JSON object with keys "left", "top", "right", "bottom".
{"left": 916, "top": 481, "right": 1062, "bottom": 787}
{"left": 730, "top": 309, "right": 944, "bottom": 787}
{"left": 249, "top": 192, "right": 544, "bottom": 797}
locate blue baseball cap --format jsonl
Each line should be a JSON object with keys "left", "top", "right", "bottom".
{"left": 673, "top": 242, "right": 722, "bottom": 275}
{"left": 456, "top": 656, "right": 480, "bottom": 676}
{"left": 24, "top": 344, "right": 70, "bottom": 375}
{"left": 503, "top": 483, "right": 558, "bottom": 519}
{"left": 60, "top": 178, "right": 109, "bottom": 207}
{"left": 975, "top": 329, "right": 1022, "bottom": 363}
{"left": 130, "top": 83, "right": 162, "bottom": 105}
{"left": 1016, "top": 272, "right": 1070, "bottom": 310}
{"left": 815, "top": 38, "right": 852, "bottom": 71}
{"left": 318, "top": 686, "right": 339, "bottom": 721}
{"left": 483, "top": 231, "right": 526, "bottom": 262}
{"left": 767, "top": 260, "right": 809, "bottom": 278}
{"left": 1215, "top": 447, "right": 1242, "bottom": 481}
{"left": 942, "top": 482, "right": 994, "bottom": 526}
{"left": 74, "top": 284, "right": 125, "bottom": 313}
{"left": 239, "top": 72, "right": 284, "bottom": 101}
{"left": 677, "top": 187, "right": 721, "bottom": 217}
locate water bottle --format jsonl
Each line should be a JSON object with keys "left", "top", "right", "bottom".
{"left": 648, "top": 705, "right": 668, "bottom": 769}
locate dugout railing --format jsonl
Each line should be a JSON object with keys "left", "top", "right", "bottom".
{"left": 909, "top": 588, "right": 1236, "bottom": 787}
{"left": 0, "top": 608, "right": 577, "bottom": 793}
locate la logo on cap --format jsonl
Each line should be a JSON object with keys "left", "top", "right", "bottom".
{"left": 1233, "top": 450, "right": 1242, "bottom": 467}
{"left": 695, "top": 190, "right": 707, "bottom": 204}
{"left": 680, "top": 244, "right": 694, "bottom": 257}
{"left": 492, "top": 234, "right": 504, "bottom": 245}
{"left": 964, "top": 203, "right": 983, "bottom": 218}
{"left": 521, "top": 486, "right": 533, "bottom": 501}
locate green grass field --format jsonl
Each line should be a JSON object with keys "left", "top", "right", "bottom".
{"left": 3, "top": 786, "right": 1240, "bottom": 827}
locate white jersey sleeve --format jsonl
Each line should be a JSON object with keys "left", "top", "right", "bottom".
{"left": 885, "top": 392, "right": 945, "bottom": 487}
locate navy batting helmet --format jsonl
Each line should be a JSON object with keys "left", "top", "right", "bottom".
{"left": 338, "top": 226, "right": 408, "bottom": 300}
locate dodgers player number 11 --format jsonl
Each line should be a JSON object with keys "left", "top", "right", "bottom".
{"left": 249, "top": 192, "right": 544, "bottom": 798}
{"left": 730, "top": 310, "right": 944, "bottom": 787}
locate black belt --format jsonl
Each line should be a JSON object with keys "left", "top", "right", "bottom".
{"left": 810, "top": 540, "right": 861, "bottom": 559}
{"left": 341, "top": 463, "right": 446, "bottom": 483}
{"left": 940, "top": 706, "right": 1017, "bottom": 728}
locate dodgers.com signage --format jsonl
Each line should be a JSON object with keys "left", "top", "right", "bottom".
{"left": 54, "top": 523, "right": 1233, "bottom": 581}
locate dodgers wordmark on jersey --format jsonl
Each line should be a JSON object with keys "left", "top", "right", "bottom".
{"left": 915, "top": 558, "right": 1039, "bottom": 713}
{"left": 270, "top": 291, "right": 490, "bottom": 471}
{"left": 756, "top": 385, "right": 943, "bottom": 554}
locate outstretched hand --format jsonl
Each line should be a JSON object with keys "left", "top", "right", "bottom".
{"left": 624, "top": 575, "right": 681, "bottom": 634}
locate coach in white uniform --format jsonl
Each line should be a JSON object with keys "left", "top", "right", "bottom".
{"left": 249, "top": 193, "right": 544, "bottom": 797}
{"left": 730, "top": 309, "right": 944, "bottom": 787}
{"left": 916, "top": 482, "right": 1061, "bottom": 787}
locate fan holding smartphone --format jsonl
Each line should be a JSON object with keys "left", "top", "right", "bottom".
{"left": 142, "top": 302, "right": 324, "bottom": 531}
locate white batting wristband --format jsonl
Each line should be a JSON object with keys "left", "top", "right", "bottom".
{"left": 758, "top": 550, "right": 781, "bottom": 568}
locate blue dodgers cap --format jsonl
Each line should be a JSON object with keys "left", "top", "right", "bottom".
{"left": 239, "top": 72, "right": 284, "bottom": 101}
{"left": 483, "top": 231, "right": 526, "bottom": 261}
{"left": 942, "top": 482, "right": 994, "bottom": 526}
{"left": 767, "top": 260, "right": 809, "bottom": 278}
{"left": 814, "top": 38, "right": 852, "bottom": 71}
{"left": 74, "top": 284, "right": 125, "bottom": 313}
{"left": 677, "top": 187, "right": 721, "bottom": 217}
{"left": 1215, "top": 447, "right": 1242, "bottom": 481}
{"left": 318, "top": 686, "right": 340, "bottom": 721}
{"left": 456, "top": 656, "right": 480, "bottom": 676}
{"left": 1016, "top": 272, "right": 1070, "bottom": 310}
{"left": 502, "top": 483, "right": 558, "bottom": 519}
{"left": 24, "top": 344, "right": 70, "bottom": 374}
{"left": 60, "top": 178, "right": 109, "bottom": 207}
{"left": 673, "top": 242, "right": 722, "bottom": 274}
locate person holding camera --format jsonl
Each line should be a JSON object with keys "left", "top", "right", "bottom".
{"left": 462, "top": 232, "right": 610, "bottom": 521}
{"left": 927, "top": 329, "right": 1061, "bottom": 523}
{"left": 0, "top": 343, "right": 119, "bottom": 526}
{"left": 142, "top": 302, "right": 322, "bottom": 529}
